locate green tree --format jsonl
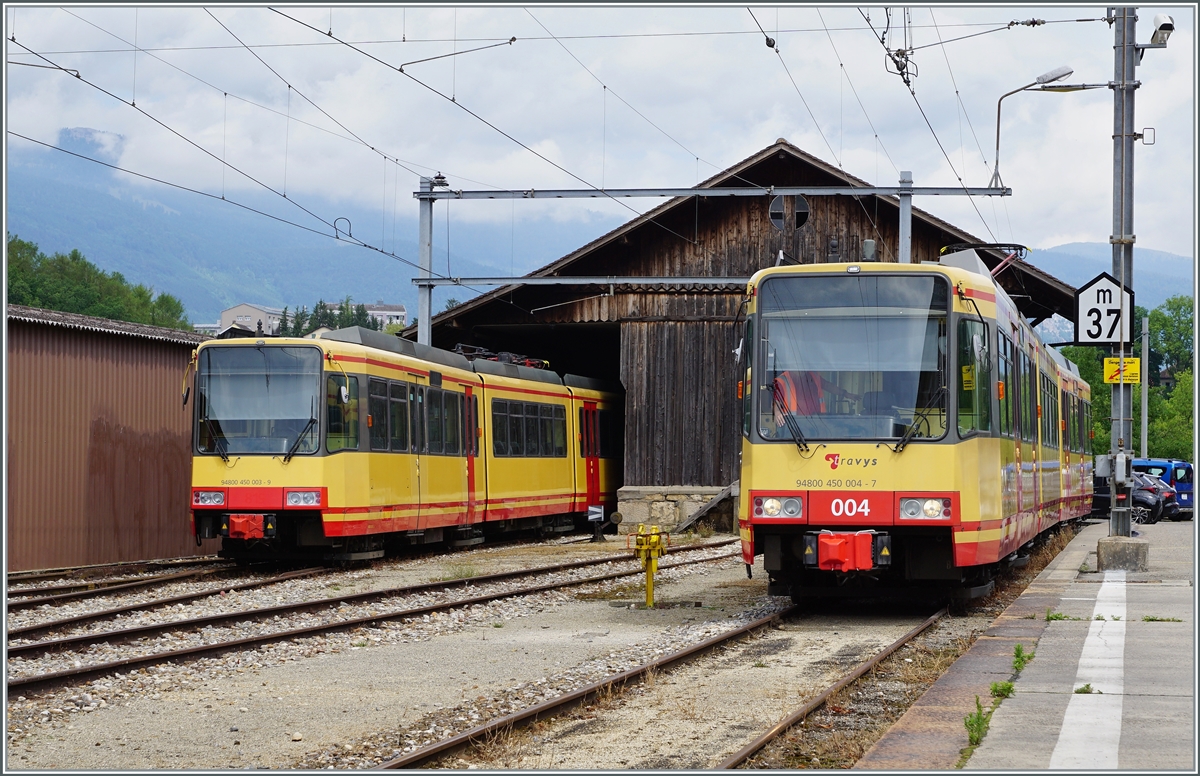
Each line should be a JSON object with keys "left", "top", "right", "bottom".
{"left": 291, "top": 305, "right": 309, "bottom": 336}
{"left": 313, "top": 300, "right": 333, "bottom": 329}
{"left": 279, "top": 306, "right": 290, "bottom": 336}
{"left": 1150, "top": 295, "right": 1193, "bottom": 376}
{"left": 444, "top": 297, "right": 461, "bottom": 312}
{"left": 6, "top": 234, "right": 191, "bottom": 331}
{"left": 1148, "top": 369, "right": 1194, "bottom": 460}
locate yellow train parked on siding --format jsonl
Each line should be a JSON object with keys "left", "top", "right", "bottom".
{"left": 188, "top": 327, "right": 621, "bottom": 562}
{"left": 736, "top": 249, "right": 1093, "bottom": 600}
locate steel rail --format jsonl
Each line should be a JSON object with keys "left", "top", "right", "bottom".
{"left": 7, "top": 566, "right": 239, "bottom": 598}
{"left": 8, "top": 540, "right": 733, "bottom": 654}
{"left": 373, "top": 606, "right": 798, "bottom": 769}
{"left": 7, "top": 549, "right": 738, "bottom": 693}
{"left": 6, "top": 556, "right": 224, "bottom": 584}
{"left": 717, "top": 606, "right": 948, "bottom": 769}
{"left": 6, "top": 568, "right": 326, "bottom": 641}
{"left": 6, "top": 569, "right": 224, "bottom": 611}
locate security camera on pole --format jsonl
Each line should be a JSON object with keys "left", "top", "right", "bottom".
{"left": 1094, "top": 7, "right": 1172, "bottom": 571}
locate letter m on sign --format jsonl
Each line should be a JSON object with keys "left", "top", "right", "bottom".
{"left": 1074, "top": 272, "right": 1134, "bottom": 346}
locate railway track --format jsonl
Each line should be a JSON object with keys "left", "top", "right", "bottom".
{"left": 6, "top": 568, "right": 237, "bottom": 611}
{"left": 6, "top": 556, "right": 225, "bottom": 585}
{"left": 7, "top": 567, "right": 325, "bottom": 641}
{"left": 7, "top": 542, "right": 737, "bottom": 695}
{"left": 371, "top": 606, "right": 947, "bottom": 769}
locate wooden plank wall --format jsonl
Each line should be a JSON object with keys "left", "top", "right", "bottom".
{"left": 620, "top": 320, "right": 741, "bottom": 487}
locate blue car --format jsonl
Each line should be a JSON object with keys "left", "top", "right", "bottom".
{"left": 1133, "top": 459, "right": 1194, "bottom": 520}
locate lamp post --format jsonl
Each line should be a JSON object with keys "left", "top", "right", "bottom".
{"left": 988, "top": 66, "right": 1075, "bottom": 189}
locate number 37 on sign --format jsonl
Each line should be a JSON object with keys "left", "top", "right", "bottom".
{"left": 1074, "top": 272, "right": 1134, "bottom": 345}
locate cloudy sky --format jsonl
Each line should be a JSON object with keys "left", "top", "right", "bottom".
{"left": 5, "top": 4, "right": 1196, "bottom": 268}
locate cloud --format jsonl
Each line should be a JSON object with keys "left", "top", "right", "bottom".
{"left": 6, "top": 5, "right": 1194, "bottom": 257}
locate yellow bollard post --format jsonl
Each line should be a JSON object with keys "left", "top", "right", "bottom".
{"left": 627, "top": 524, "right": 669, "bottom": 608}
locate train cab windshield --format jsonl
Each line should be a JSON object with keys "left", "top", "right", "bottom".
{"left": 756, "top": 273, "right": 949, "bottom": 442}
{"left": 196, "top": 345, "right": 323, "bottom": 456}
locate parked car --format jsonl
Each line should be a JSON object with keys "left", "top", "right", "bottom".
{"left": 1094, "top": 473, "right": 1164, "bottom": 523}
{"left": 1131, "top": 472, "right": 1164, "bottom": 524}
{"left": 1141, "top": 473, "right": 1180, "bottom": 521}
{"left": 1133, "top": 458, "right": 1193, "bottom": 520}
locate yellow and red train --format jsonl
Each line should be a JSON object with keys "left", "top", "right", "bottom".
{"left": 736, "top": 250, "right": 1093, "bottom": 599}
{"left": 188, "top": 328, "right": 621, "bottom": 561}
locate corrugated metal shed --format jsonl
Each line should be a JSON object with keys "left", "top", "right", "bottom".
{"left": 6, "top": 305, "right": 218, "bottom": 571}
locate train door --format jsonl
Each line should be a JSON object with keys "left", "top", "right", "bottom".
{"left": 581, "top": 402, "right": 601, "bottom": 509}
{"left": 410, "top": 384, "right": 425, "bottom": 525}
{"left": 419, "top": 381, "right": 469, "bottom": 530}
{"left": 464, "top": 387, "right": 480, "bottom": 524}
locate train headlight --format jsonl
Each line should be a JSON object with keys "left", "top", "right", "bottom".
{"left": 286, "top": 490, "right": 321, "bottom": 507}
{"left": 900, "top": 498, "right": 949, "bottom": 518}
{"left": 193, "top": 491, "right": 225, "bottom": 506}
{"left": 782, "top": 498, "right": 802, "bottom": 516}
{"left": 762, "top": 498, "right": 783, "bottom": 516}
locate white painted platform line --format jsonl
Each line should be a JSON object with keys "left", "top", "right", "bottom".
{"left": 1049, "top": 570, "right": 1127, "bottom": 769}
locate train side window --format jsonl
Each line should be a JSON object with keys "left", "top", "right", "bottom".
{"left": 997, "top": 332, "right": 1013, "bottom": 438}
{"left": 492, "top": 400, "right": 509, "bottom": 456}
{"left": 471, "top": 395, "right": 479, "bottom": 457}
{"left": 412, "top": 386, "right": 426, "bottom": 454}
{"left": 598, "top": 408, "right": 622, "bottom": 458}
{"left": 389, "top": 382, "right": 408, "bottom": 452}
{"left": 578, "top": 408, "right": 587, "bottom": 457}
{"left": 525, "top": 402, "right": 541, "bottom": 456}
{"left": 957, "top": 320, "right": 992, "bottom": 437}
{"left": 427, "top": 389, "right": 444, "bottom": 454}
{"left": 552, "top": 405, "right": 566, "bottom": 457}
{"left": 539, "top": 404, "right": 554, "bottom": 457}
{"left": 368, "top": 379, "right": 389, "bottom": 451}
{"left": 326, "top": 375, "right": 359, "bottom": 453}
{"left": 444, "top": 392, "right": 461, "bottom": 456}
{"left": 508, "top": 402, "right": 525, "bottom": 456}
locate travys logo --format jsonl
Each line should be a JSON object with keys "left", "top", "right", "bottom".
{"left": 825, "top": 453, "right": 878, "bottom": 470}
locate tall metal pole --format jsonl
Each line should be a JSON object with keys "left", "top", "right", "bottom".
{"left": 1141, "top": 316, "right": 1149, "bottom": 458}
{"left": 1109, "top": 6, "right": 1138, "bottom": 537}
{"left": 417, "top": 177, "right": 434, "bottom": 347}
{"left": 898, "top": 171, "right": 913, "bottom": 263}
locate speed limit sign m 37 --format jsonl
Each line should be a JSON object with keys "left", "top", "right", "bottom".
{"left": 1074, "top": 272, "right": 1135, "bottom": 345}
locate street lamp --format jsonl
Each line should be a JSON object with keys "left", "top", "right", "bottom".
{"left": 988, "top": 66, "right": 1074, "bottom": 189}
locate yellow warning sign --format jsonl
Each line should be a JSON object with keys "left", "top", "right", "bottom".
{"left": 1104, "top": 357, "right": 1141, "bottom": 384}
{"left": 961, "top": 364, "right": 976, "bottom": 391}
{"left": 804, "top": 546, "right": 814, "bottom": 555}
{"left": 880, "top": 547, "right": 890, "bottom": 556}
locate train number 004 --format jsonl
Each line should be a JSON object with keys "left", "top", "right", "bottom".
{"left": 830, "top": 498, "right": 871, "bottom": 517}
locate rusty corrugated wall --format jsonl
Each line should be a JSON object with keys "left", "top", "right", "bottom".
{"left": 6, "top": 314, "right": 220, "bottom": 571}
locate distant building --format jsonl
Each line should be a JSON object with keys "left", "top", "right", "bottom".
{"left": 364, "top": 301, "right": 406, "bottom": 329}
{"left": 193, "top": 322, "right": 220, "bottom": 336}
{"left": 220, "top": 303, "right": 284, "bottom": 335}
{"left": 303, "top": 326, "right": 332, "bottom": 340}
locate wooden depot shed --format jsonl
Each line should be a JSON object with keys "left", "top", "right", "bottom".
{"left": 6, "top": 305, "right": 217, "bottom": 571}
{"left": 409, "top": 139, "right": 1076, "bottom": 530}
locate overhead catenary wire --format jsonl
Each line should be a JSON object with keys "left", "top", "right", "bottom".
{"left": 748, "top": 7, "right": 893, "bottom": 260}
{"left": 857, "top": 9, "right": 998, "bottom": 242}
{"left": 6, "top": 130, "right": 437, "bottom": 276}
{"left": 11, "top": 19, "right": 1079, "bottom": 57}
{"left": 928, "top": 8, "right": 1014, "bottom": 243}
{"left": 271, "top": 7, "right": 725, "bottom": 262}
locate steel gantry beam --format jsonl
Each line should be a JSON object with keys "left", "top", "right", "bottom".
{"left": 410, "top": 175, "right": 1011, "bottom": 344}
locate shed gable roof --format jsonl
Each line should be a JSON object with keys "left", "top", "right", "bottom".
{"left": 408, "top": 138, "right": 1075, "bottom": 333}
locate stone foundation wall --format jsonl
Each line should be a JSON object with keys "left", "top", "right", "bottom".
{"left": 614, "top": 486, "right": 733, "bottom": 535}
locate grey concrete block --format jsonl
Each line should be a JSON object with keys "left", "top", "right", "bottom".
{"left": 1096, "top": 536, "right": 1149, "bottom": 571}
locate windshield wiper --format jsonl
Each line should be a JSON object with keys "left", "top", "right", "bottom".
{"left": 204, "top": 416, "right": 230, "bottom": 463}
{"left": 892, "top": 385, "right": 947, "bottom": 454}
{"left": 283, "top": 417, "right": 317, "bottom": 463}
{"left": 772, "top": 381, "right": 811, "bottom": 454}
